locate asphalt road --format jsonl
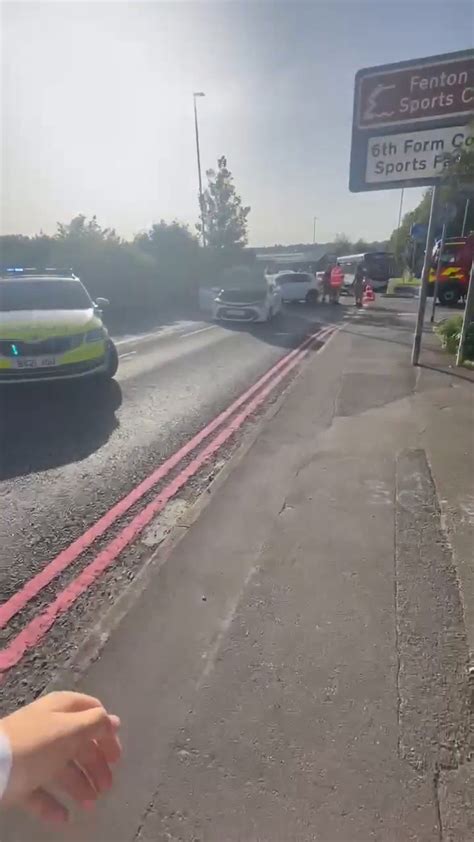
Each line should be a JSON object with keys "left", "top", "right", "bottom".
{"left": 0, "top": 305, "right": 342, "bottom": 706}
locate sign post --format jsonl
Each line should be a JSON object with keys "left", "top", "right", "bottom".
{"left": 430, "top": 202, "right": 457, "bottom": 322}
{"left": 456, "top": 260, "right": 474, "bottom": 365}
{"left": 411, "top": 187, "right": 441, "bottom": 365}
{"left": 350, "top": 49, "right": 474, "bottom": 364}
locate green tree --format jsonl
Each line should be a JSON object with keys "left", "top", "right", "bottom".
{"left": 136, "top": 220, "right": 197, "bottom": 257}
{"left": 333, "top": 233, "right": 352, "bottom": 256}
{"left": 199, "top": 156, "right": 250, "bottom": 251}
{"left": 135, "top": 220, "right": 199, "bottom": 298}
{"left": 353, "top": 238, "right": 371, "bottom": 253}
{"left": 56, "top": 214, "right": 120, "bottom": 244}
{"left": 0, "top": 234, "right": 53, "bottom": 267}
{"left": 389, "top": 190, "right": 433, "bottom": 267}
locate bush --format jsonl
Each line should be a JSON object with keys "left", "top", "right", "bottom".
{"left": 436, "top": 315, "right": 474, "bottom": 360}
{"left": 436, "top": 315, "right": 463, "bottom": 354}
{"left": 0, "top": 216, "right": 256, "bottom": 330}
{"left": 465, "top": 322, "right": 474, "bottom": 360}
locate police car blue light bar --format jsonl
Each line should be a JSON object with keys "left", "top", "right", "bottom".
{"left": 1, "top": 267, "right": 76, "bottom": 278}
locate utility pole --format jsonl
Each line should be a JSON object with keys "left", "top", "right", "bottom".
{"left": 456, "top": 260, "right": 474, "bottom": 366}
{"left": 412, "top": 186, "right": 441, "bottom": 366}
{"left": 193, "top": 92, "right": 206, "bottom": 247}
{"left": 430, "top": 222, "right": 446, "bottom": 323}
{"left": 313, "top": 216, "right": 318, "bottom": 244}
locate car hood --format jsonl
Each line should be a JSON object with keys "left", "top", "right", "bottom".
{"left": 0, "top": 309, "right": 101, "bottom": 340}
{"left": 217, "top": 290, "right": 267, "bottom": 305}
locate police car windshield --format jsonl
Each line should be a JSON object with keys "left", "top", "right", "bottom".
{"left": 0, "top": 279, "right": 92, "bottom": 311}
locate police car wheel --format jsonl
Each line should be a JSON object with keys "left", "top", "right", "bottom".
{"left": 104, "top": 341, "right": 119, "bottom": 379}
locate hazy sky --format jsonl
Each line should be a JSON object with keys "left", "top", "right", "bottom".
{"left": 2, "top": 0, "right": 472, "bottom": 245}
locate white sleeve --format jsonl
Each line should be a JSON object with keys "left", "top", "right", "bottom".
{"left": 0, "top": 730, "right": 12, "bottom": 800}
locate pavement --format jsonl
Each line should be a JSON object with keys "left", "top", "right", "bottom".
{"left": 1, "top": 298, "right": 474, "bottom": 840}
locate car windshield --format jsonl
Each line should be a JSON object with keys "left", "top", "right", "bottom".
{"left": 0, "top": 279, "right": 92, "bottom": 311}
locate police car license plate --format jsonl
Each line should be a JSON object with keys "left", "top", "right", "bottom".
{"left": 14, "top": 356, "right": 57, "bottom": 370}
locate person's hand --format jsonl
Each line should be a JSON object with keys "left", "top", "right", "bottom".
{"left": 0, "top": 691, "right": 121, "bottom": 824}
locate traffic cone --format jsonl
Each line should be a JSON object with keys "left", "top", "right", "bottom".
{"left": 363, "top": 283, "right": 375, "bottom": 305}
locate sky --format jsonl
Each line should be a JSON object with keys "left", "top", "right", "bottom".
{"left": 1, "top": 0, "right": 473, "bottom": 246}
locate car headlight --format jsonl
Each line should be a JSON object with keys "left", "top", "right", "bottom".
{"left": 85, "top": 327, "right": 106, "bottom": 343}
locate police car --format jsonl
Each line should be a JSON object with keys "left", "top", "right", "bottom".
{"left": 0, "top": 268, "right": 119, "bottom": 383}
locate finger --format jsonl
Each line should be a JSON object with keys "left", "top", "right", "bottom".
{"left": 64, "top": 705, "right": 111, "bottom": 747}
{"left": 54, "top": 759, "right": 97, "bottom": 804}
{"left": 108, "top": 713, "right": 121, "bottom": 731}
{"left": 38, "top": 691, "right": 104, "bottom": 714}
{"left": 66, "top": 708, "right": 122, "bottom": 764}
{"left": 75, "top": 739, "right": 113, "bottom": 794}
{"left": 23, "top": 788, "right": 68, "bottom": 825}
{"left": 95, "top": 720, "right": 122, "bottom": 765}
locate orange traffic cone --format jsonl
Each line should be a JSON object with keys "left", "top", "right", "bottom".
{"left": 363, "top": 283, "right": 375, "bottom": 305}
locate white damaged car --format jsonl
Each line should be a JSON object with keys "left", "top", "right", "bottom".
{"left": 212, "top": 266, "right": 282, "bottom": 324}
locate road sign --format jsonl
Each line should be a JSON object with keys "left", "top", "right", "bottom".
{"left": 350, "top": 49, "right": 474, "bottom": 192}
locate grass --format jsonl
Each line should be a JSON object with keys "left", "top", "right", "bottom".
{"left": 386, "top": 276, "right": 421, "bottom": 295}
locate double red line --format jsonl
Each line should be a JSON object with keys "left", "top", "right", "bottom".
{"left": 0, "top": 325, "right": 335, "bottom": 674}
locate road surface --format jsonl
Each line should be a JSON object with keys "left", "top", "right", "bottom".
{"left": 0, "top": 306, "right": 342, "bottom": 708}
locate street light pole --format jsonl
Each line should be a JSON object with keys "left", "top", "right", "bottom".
{"left": 193, "top": 92, "right": 206, "bottom": 247}
{"left": 313, "top": 216, "right": 317, "bottom": 244}
{"left": 397, "top": 188, "right": 405, "bottom": 230}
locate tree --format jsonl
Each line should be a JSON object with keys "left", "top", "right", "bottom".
{"left": 199, "top": 156, "right": 250, "bottom": 252}
{"left": 135, "top": 220, "right": 199, "bottom": 297}
{"left": 333, "top": 233, "right": 352, "bottom": 256}
{"left": 56, "top": 214, "right": 120, "bottom": 244}
{"left": 0, "top": 234, "right": 53, "bottom": 268}
{"left": 136, "top": 220, "right": 197, "bottom": 257}
{"left": 352, "top": 238, "right": 370, "bottom": 253}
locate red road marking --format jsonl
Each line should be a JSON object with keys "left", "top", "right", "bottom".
{"left": 0, "top": 327, "right": 335, "bottom": 673}
{"left": 0, "top": 326, "right": 331, "bottom": 630}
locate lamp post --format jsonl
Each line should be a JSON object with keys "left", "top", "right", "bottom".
{"left": 313, "top": 216, "right": 318, "bottom": 244}
{"left": 397, "top": 188, "right": 405, "bottom": 230}
{"left": 193, "top": 92, "right": 206, "bottom": 246}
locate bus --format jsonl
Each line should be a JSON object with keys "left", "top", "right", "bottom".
{"left": 256, "top": 249, "right": 336, "bottom": 278}
{"left": 336, "top": 252, "right": 396, "bottom": 293}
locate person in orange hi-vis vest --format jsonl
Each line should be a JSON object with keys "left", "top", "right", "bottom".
{"left": 329, "top": 262, "right": 344, "bottom": 304}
